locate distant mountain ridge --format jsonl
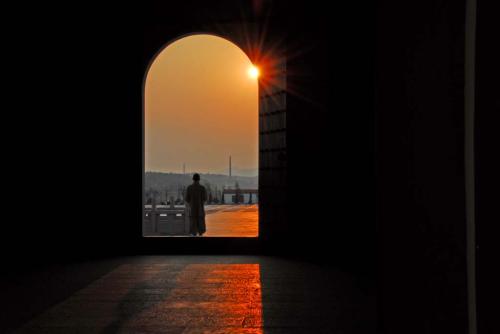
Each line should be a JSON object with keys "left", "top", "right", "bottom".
{"left": 215, "top": 168, "right": 258, "bottom": 177}
{"left": 145, "top": 172, "right": 258, "bottom": 193}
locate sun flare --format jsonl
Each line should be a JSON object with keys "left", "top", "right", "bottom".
{"left": 248, "top": 65, "right": 260, "bottom": 79}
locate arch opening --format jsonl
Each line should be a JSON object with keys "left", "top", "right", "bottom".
{"left": 143, "top": 34, "right": 259, "bottom": 237}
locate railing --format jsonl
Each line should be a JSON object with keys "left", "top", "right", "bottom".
{"left": 143, "top": 203, "right": 189, "bottom": 236}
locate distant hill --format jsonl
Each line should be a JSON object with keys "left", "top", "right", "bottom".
{"left": 145, "top": 172, "right": 258, "bottom": 194}
{"left": 215, "top": 167, "right": 258, "bottom": 177}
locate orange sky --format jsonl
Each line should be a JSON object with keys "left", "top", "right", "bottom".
{"left": 145, "top": 34, "right": 258, "bottom": 175}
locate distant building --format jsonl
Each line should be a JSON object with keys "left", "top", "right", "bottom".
{"left": 222, "top": 189, "right": 258, "bottom": 204}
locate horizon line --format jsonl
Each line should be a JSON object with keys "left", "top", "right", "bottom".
{"left": 145, "top": 170, "right": 258, "bottom": 177}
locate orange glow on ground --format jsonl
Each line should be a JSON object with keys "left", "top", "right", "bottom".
{"left": 205, "top": 204, "right": 259, "bottom": 237}
{"left": 20, "top": 263, "right": 263, "bottom": 333}
{"left": 142, "top": 264, "right": 264, "bottom": 331}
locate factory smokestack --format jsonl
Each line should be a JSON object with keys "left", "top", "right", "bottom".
{"left": 229, "top": 155, "right": 232, "bottom": 177}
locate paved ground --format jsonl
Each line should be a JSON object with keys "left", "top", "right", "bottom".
{"left": 205, "top": 205, "right": 258, "bottom": 237}
{"left": 11, "top": 256, "right": 375, "bottom": 333}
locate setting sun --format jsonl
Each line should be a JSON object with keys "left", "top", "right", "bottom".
{"left": 248, "top": 65, "right": 260, "bottom": 79}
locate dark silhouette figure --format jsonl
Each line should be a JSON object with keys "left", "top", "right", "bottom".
{"left": 185, "top": 173, "right": 207, "bottom": 236}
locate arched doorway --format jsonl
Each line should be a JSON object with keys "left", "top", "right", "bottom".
{"left": 143, "top": 34, "right": 259, "bottom": 237}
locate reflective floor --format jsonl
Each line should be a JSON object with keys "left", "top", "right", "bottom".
{"left": 14, "top": 256, "right": 375, "bottom": 333}
{"left": 205, "top": 205, "right": 258, "bottom": 237}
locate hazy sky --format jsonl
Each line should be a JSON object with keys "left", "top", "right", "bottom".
{"left": 145, "top": 34, "right": 258, "bottom": 175}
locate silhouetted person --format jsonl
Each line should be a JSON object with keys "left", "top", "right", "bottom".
{"left": 185, "top": 173, "right": 207, "bottom": 236}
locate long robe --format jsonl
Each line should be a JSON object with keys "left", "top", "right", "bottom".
{"left": 185, "top": 182, "right": 207, "bottom": 235}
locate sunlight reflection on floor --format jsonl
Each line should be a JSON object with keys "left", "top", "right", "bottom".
{"left": 205, "top": 204, "right": 259, "bottom": 237}
{"left": 19, "top": 264, "right": 263, "bottom": 333}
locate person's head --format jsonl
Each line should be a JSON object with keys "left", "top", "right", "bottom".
{"left": 192, "top": 173, "right": 200, "bottom": 182}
